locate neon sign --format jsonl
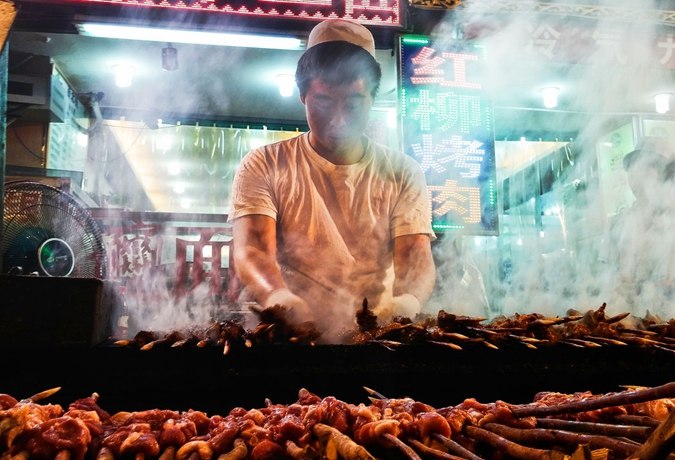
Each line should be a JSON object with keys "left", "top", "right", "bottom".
{"left": 400, "top": 36, "right": 498, "bottom": 235}
{"left": 60, "top": 0, "right": 401, "bottom": 26}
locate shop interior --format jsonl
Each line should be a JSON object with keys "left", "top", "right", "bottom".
{"left": 5, "top": 1, "right": 675, "bottom": 334}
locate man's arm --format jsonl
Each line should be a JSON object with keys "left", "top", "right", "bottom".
{"left": 232, "top": 214, "right": 284, "bottom": 304}
{"left": 392, "top": 233, "right": 436, "bottom": 305}
{"left": 372, "top": 233, "right": 435, "bottom": 320}
{"left": 231, "top": 214, "right": 312, "bottom": 319}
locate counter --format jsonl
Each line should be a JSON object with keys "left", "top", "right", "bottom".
{"left": 2, "top": 343, "right": 675, "bottom": 415}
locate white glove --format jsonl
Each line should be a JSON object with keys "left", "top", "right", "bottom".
{"left": 264, "top": 288, "right": 313, "bottom": 323}
{"left": 372, "top": 293, "right": 421, "bottom": 322}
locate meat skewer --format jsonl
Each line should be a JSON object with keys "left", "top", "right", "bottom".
{"left": 512, "top": 382, "right": 675, "bottom": 418}
{"left": 534, "top": 418, "right": 653, "bottom": 441}
{"left": 6, "top": 379, "right": 675, "bottom": 460}
{"left": 481, "top": 423, "right": 644, "bottom": 458}
{"left": 464, "top": 425, "right": 568, "bottom": 460}
{"left": 313, "top": 423, "right": 375, "bottom": 460}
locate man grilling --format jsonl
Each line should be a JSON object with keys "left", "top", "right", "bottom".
{"left": 228, "top": 19, "right": 436, "bottom": 338}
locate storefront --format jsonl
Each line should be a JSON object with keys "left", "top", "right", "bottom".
{"left": 4, "top": 0, "right": 675, "bottom": 407}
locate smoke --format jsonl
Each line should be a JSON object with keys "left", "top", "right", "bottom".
{"left": 65, "top": 0, "right": 675, "bottom": 338}
{"left": 425, "top": 0, "right": 675, "bottom": 323}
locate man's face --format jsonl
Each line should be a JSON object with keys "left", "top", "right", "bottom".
{"left": 301, "top": 77, "right": 373, "bottom": 162}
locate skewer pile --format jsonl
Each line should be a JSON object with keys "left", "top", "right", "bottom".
{"left": 112, "top": 303, "right": 675, "bottom": 354}
{"left": 3, "top": 382, "right": 675, "bottom": 460}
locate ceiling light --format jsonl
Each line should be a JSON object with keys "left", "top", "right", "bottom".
{"left": 276, "top": 74, "right": 295, "bottom": 97}
{"left": 113, "top": 64, "right": 135, "bottom": 88}
{"left": 655, "top": 93, "right": 671, "bottom": 114}
{"left": 540, "top": 87, "right": 559, "bottom": 109}
{"left": 77, "top": 22, "right": 305, "bottom": 51}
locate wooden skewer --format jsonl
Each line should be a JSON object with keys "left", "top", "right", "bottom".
{"left": 466, "top": 326, "right": 499, "bottom": 336}
{"left": 512, "top": 382, "right": 675, "bottom": 418}
{"left": 488, "top": 423, "right": 643, "bottom": 457}
{"left": 171, "top": 338, "right": 192, "bottom": 348}
{"left": 363, "top": 387, "right": 388, "bottom": 400}
{"left": 26, "top": 387, "right": 61, "bottom": 402}
{"left": 440, "top": 332, "right": 471, "bottom": 341}
{"left": 406, "top": 438, "right": 470, "bottom": 460}
{"left": 427, "top": 340, "right": 463, "bottom": 350}
{"left": 653, "top": 345, "right": 675, "bottom": 355}
{"left": 619, "top": 328, "right": 658, "bottom": 336}
{"left": 627, "top": 409, "right": 675, "bottom": 460}
{"left": 535, "top": 418, "right": 652, "bottom": 441}
{"left": 432, "top": 433, "right": 484, "bottom": 460}
{"left": 603, "top": 312, "right": 631, "bottom": 324}
{"left": 381, "top": 433, "right": 422, "bottom": 460}
{"left": 561, "top": 340, "right": 586, "bottom": 348}
{"left": 562, "top": 338, "right": 603, "bottom": 348}
{"left": 464, "top": 425, "right": 567, "bottom": 460}
{"left": 508, "top": 335, "right": 547, "bottom": 344}
{"left": 369, "top": 340, "right": 403, "bottom": 350}
{"left": 482, "top": 340, "right": 499, "bottom": 350}
{"left": 583, "top": 336, "right": 628, "bottom": 346}
{"left": 614, "top": 415, "right": 662, "bottom": 428}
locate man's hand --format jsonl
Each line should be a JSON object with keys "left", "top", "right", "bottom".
{"left": 372, "top": 293, "right": 421, "bottom": 323}
{"left": 265, "top": 288, "right": 314, "bottom": 323}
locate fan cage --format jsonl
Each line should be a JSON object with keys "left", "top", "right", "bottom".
{"left": 2, "top": 181, "right": 107, "bottom": 278}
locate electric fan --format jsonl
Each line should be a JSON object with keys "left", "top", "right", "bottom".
{"left": 2, "top": 181, "right": 107, "bottom": 278}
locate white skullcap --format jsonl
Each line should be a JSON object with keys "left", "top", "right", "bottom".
{"left": 306, "top": 19, "right": 376, "bottom": 57}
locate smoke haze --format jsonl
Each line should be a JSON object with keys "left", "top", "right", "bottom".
{"left": 13, "top": 0, "right": 675, "bottom": 340}
{"left": 425, "top": 0, "right": 675, "bottom": 324}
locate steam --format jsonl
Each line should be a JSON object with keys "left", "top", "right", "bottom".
{"left": 426, "top": 0, "right": 675, "bottom": 322}
{"left": 77, "top": 0, "right": 675, "bottom": 339}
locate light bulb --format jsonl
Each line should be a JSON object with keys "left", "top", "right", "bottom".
{"left": 540, "top": 87, "right": 559, "bottom": 109}
{"left": 276, "top": 74, "right": 295, "bottom": 97}
{"left": 113, "top": 64, "right": 135, "bottom": 88}
{"left": 655, "top": 93, "right": 671, "bottom": 114}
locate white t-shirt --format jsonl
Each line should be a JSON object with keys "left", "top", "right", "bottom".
{"left": 229, "top": 132, "right": 434, "bottom": 331}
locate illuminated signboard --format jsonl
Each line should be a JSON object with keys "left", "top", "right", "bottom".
{"left": 60, "top": 0, "right": 401, "bottom": 27}
{"left": 399, "top": 35, "right": 498, "bottom": 235}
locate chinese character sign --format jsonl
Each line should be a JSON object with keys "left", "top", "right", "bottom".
{"left": 400, "top": 36, "right": 498, "bottom": 234}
